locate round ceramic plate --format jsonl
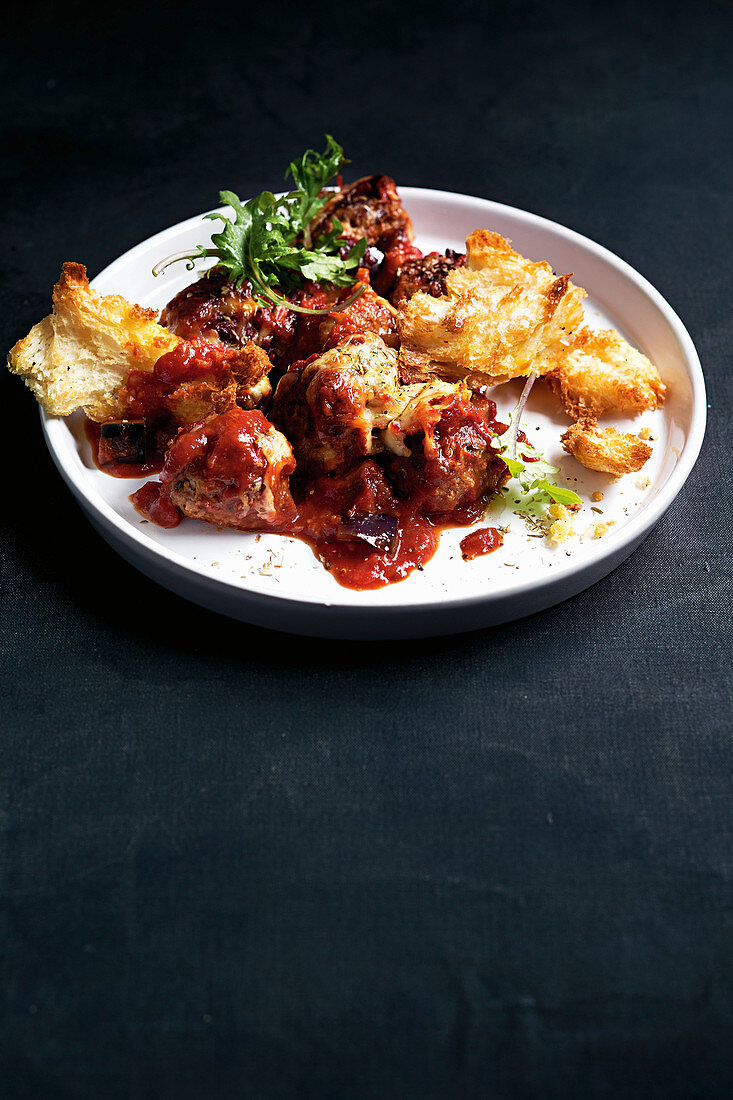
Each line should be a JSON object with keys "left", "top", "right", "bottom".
{"left": 41, "top": 188, "right": 705, "bottom": 639}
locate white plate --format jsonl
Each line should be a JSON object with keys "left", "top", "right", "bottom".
{"left": 41, "top": 188, "right": 706, "bottom": 639}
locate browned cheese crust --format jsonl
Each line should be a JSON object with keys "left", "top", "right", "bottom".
{"left": 273, "top": 333, "right": 421, "bottom": 473}
{"left": 561, "top": 417, "right": 653, "bottom": 476}
{"left": 397, "top": 230, "right": 586, "bottom": 384}
{"left": 546, "top": 328, "right": 666, "bottom": 418}
{"left": 311, "top": 174, "right": 415, "bottom": 250}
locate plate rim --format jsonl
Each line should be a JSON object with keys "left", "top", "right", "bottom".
{"left": 40, "top": 187, "right": 707, "bottom": 621}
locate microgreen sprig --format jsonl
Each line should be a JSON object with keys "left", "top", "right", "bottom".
{"left": 492, "top": 373, "right": 582, "bottom": 511}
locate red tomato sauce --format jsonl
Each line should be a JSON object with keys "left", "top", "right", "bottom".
{"left": 86, "top": 313, "right": 510, "bottom": 591}
{"left": 121, "top": 339, "right": 243, "bottom": 421}
{"left": 459, "top": 527, "right": 504, "bottom": 561}
{"left": 302, "top": 504, "right": 438, "bottom": 590}
{"left": 162, "top": 409, "right": 276, "bottom": 497}
{"left": 91, "top": 417, "right": 507, "bottom": 590}
{"left": 130, "top": 481, "right": 181, "bottom": 528}
{"left": 126, "top": 449, "right": 502, "bottom": 590}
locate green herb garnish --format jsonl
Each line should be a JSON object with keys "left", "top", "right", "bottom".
{"left": 493, "top": 373, "right": 582, "bottom": 512}
{"left": 152, "top": 136, "right": 366, "bottom": 316}
{"left": 285, "top": 133, "right": 347, "bottom": 244}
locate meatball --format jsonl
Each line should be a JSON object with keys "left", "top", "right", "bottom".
{"left": 272, "top": 333, "right": 406, "bottom": 474}
{"left": 160, "top": 267, "right": 258, "bottom": 344}
{"left": 271, "top": 332, "right": 507, "bottom": 515}
{"left": 160, "top": 409, "right": 296, "bottom": 530}
{"left": 312, "top": 175, "right": 415, "bottom": 252}
{"left": 160, "top": 267, "right": 300, "bottom": 367}
{"left": 311, "top": 175, "right": 422, "bottom": 298}
{"left": 390, "top": 250, "right": 467, "bottom": 307}
{"left": 389, "top": 392, "right": 509, "bottom": 514}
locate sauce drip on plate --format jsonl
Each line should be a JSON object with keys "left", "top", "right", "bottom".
{"left": 459, "top": 527, "right": 504, "bottom": 561}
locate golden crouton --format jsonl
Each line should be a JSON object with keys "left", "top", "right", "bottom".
{"left": 7, "top": 263, "right": 181, "bottom": 420}
{"left": 398, "top": 230, "right": 586, "bottom": 383}
{"left": 547, "top": 328, "right": 666, "bottom": 418}
{"left": 561, "top": 416, "right": 653, "bottom": 476}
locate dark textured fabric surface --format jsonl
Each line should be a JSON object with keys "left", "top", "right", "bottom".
{"left": 1, "top": 1, "right": 732, "bottom": 1096}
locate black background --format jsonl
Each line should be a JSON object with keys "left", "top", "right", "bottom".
{"left": 2, "top": 1, "right": 732, "bottom": 1096}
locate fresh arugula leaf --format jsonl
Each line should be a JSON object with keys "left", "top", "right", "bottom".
{"left": 276, "top": 237, "right": 366, "bottom": 285}
{"left": 492, "top": 409, "right": 583, "bottom": 512}
{"left": 534, "top": 479, "right": 584, "bottom": 506}
{"left": 152, "top": 137, "right": 365, "bottom": 316}
{"left": 285, "top": 134, "right": 347, "bottom": 234}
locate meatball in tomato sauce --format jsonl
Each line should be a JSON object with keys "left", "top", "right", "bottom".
{"left": 161, "top": 409, "right": 296, "bottom": 530}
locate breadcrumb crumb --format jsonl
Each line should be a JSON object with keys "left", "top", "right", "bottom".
{"left": 547, "top": 504, "right": 577, "bottom": 544}
{"left": 586, "top": 521, "right": 616, "bottom": 539}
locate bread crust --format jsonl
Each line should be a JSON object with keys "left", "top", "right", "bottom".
{"left": 7, "top": 263, "right": 180, "bottom": 419}
{"left": 398, "top": 230, "right": 586, "bottom": 383}
{"left": 561, "top": 416, "right": 653, "bottom": 476}
{"left": 547, "top": 328, "right": 666, "bottom": 418}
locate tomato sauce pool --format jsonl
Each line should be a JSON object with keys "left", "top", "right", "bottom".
{"left": 86, "top": 414, "right": 507, "bottom": 590}
{"left": 298, "top": 502, "right": 439, "bottom": 591}
{"left": 84, "top": 367, "right": 509, "bottom": 590}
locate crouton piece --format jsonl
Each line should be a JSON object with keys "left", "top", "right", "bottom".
{"left": 547, "top": 328, "right": 666, "bottom": 418}
{"left": 7, "top": 263, "right": 181, "bottom": 420}
{"left": 397, "top": 230, "right": 586, "bottom": 383}
{"left": 561, "top": 417, "right": 653, "bottom": 476}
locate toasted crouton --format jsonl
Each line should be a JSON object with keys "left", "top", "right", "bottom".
{"left": 398, "top": 230, "right": 586, "bottom": 383}
{"left": 547, "top": 328, "right": 666, "bottom": 418}
{"left": 561, "top": 416, "right": 653, "bottom": 476}
{"left": 7, "top": 263, "right": 181, "bottom": 420}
